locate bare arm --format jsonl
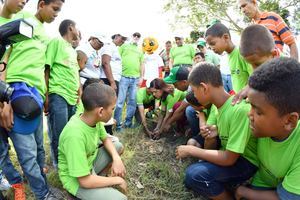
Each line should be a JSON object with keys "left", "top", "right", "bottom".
{"left": 168, "top": 58, "right": 173, "bottom": 69}
{"left": 138, "top": 105, "right": 153, "bottom": 136}
{"left": 44, "top": 66, "right": 50, "bottom": 115}
{"left": 78, "top": 174, "right": 126, "bottom": 190}
{"left": 102, "top": 137, "right": 126, "bottom": 178}
{"left": 102, "top": 54, "right": 117, "bottom": 90}
{"left": 236, "top": 186, "right": 279, "bottom": 200}
{"left": 163, "top": 101, "right": 189, "bottom": 132}
{"left": 176, "top": 145, "right": 240, "bottom": 166}
{"left": 289, "top": 43, "right": 299, "bottom": 60}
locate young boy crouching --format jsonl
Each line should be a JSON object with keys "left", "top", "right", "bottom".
{"left": 58, "top": 83, "right": 127, "bottom": 200}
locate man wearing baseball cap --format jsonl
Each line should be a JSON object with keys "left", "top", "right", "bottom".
{"left": 168, "top": 35, "right": 195, "bottom": 70}
{"left": 163, "top": 66, "right": 200, "bottom": 138}
{"left": 78, "top": 33, "right": 107, "bottom": 84}
{"left": 197, "top": 39, "right": 220, "bottom": 67}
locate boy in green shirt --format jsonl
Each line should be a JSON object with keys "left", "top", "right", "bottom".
{"left": 0, "top": 0, "right": 64, "bottom": 199}
{"left": 236, "top": 58, "right": 300, "bottom": 199}
{"left": 58, "top": 83, "right": 127, "bottom": 200}
{"left": 185, "top": 91, "right": 218, "bottom": 148}
{"left": 176, "top": 63, "right": 258, "bottom": 200}
{"left": 45, "top": 19, "right": 80, "bottom": 168}
{"left": 205, "top": 22, "right": 252, "bottom": 93}
{"left": 232, "top": 24, "right": 280, "bottom": 104}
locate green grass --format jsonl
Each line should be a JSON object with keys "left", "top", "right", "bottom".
{"left": 3, "top": 126, "right": 206, "bottom": 200}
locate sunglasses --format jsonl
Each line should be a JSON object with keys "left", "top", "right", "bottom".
{"left": 133, "top": 34, "right": 141, "bottom": 38}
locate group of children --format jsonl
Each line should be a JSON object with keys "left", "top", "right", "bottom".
{"left": 0, "top": 0, "right": 299, "bottom": 199}
{"left": 133, "top": 22, "right": 300, "bottom": 200}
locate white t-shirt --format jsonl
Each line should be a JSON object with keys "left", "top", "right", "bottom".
{"left": 77, "top": 42, "right": 101, "bottom": 84}
{"left": 100, "top": 42, "right": 122, "bottom": 81}
{"left": 144, "top": 53, "right": 164, "bottom": 82}
{"left": 219, "top": 52, "right": 231, "bottom": 75}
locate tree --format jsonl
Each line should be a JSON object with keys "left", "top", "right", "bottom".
{"left": 164, "top": 0, "right": 300, "bottom": 33}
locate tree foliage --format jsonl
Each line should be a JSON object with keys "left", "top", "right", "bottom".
{"left": 163, "top": 0, "right": 300, "bottom": 34}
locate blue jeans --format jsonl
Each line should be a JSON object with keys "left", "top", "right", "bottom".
{"left": 221, "top": 73, "right": 233, "bottom": 93}
{"left": 0, "top": 117, "right": 48, "bottom": 200}
{"left": 48, "top": 94, "right": 76, "bottom": 167}
{"left": 114, "top": 76, "right": 139, "bottom": 129}
{"left": 185, "top": 157, "right": 257, "bottom": 197}
{"left": 185, "top": 106, "right": 201, "bottom": 136}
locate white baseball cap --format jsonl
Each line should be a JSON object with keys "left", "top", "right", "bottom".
{"left": 90, "top": 33, "right": 109, "bottom": 44}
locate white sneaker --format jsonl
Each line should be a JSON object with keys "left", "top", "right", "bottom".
{"left": 0, "top": 175, "right": 11, "bottom": 191}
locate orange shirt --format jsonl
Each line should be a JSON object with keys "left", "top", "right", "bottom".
{"left": 254, "top": 11, "right": 295, "bottom": 51}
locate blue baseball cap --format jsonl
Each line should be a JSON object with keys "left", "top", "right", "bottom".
{"left": 10, "top": 82, "right": 43, "bottom": 135}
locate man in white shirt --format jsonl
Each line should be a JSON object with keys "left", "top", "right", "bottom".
{"left": 100, "top": 34, "right": 127, "bottom": 94}
{"left": 78, "top": 33, "right": 107, "bottom": 84}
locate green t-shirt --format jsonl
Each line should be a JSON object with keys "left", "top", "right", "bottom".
{"left": 228, "top": 47, "right": 252, "bottom": 93}
{"left": 0, "top": 16, "right": 12, "bottom": 25}
{"left": 136, "top": 87, "right": 154, "bottom": 105}
{"left": 205, "top": 50, "right": 220, "bottom": 66}
{"left": 252, "top": 122, "right": 300, "bottom": 195}
{"left": 58, "top": 115, "right": 108, "bottom": 195}
{"left": 76, "top": 101, "right": 84, "bottom": 116}
{"left": 119, "top": 43, "right": 144, "bottom": 77}
{"left": 46, "top": 37, "right": 80, "bottom": 105}
{"left": 204, "top": 104, "right": 218, "bottom": 125}
{"left": 6, "top": 11, "right": 49, "bottom": 99}
{"left": 161, "top": 89, "right": 187, "bottom": 112}
{"left": 216, "top": 96, "right": 258, "bottom": 166}
{"left": 170, "top": 45, "right": 195, "bottom": 66}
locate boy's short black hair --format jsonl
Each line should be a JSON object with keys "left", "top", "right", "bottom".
{"left": 249, "top": 57, "right": 300, "bottom": 115}
{"left": 82, "top": 83, "right": 116, "bottom": 111}
{"left": 165, "top": 41, "right": 171, "bottom": 45}
{"left": 195, "top": 52, "right": 205, "bottom": 59}
{"left": 38, "top": 0, "right": 65, "bottom": 4}
{"left": 188, "top": 63, "right": 223, "bottom": 87}
{"left": 59, "top": 19, "right": 75, "bottom": 36}
{"left": 82, "top": 78, "right": 101, "bottom": 91}
{"left": 240, "top": 24, "right": 275, "bottom": 57}
{"left": 186, "top": 91, "right": 202, "bottom": 106}
{"left": 205, "top": 23, "right": 231, "bottom": 38}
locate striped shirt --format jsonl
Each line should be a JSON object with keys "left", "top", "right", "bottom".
{"left": 254, "top": 12, "right": 295, "bottom": 51}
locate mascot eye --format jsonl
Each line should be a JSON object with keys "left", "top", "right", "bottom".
{"left": 142, "top": 42, "right": 146, "bottom": 47}
{"left": 150, "top": 41, "right": 155, "bottom": 46}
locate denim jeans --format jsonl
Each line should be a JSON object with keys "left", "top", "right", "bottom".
{"left": 221, "top": 73, "right": 233, "bottom": 93}
{"left": 184, "top": 157, "right": 257, "bottom": 197}
{"left": 48, "top": 94, "right": 76, "bottom": 167}
{"left": 0, "top": 117, "right": 48, "bottom": 200}
{"left": 185, "top": 106, "right": 201, "bottom": 137}
{"left": 114, "top": 76, "right": 139, "bottom": 129}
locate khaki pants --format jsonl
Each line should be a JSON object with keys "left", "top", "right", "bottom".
{"left": 76, "top": 141, "right": 127, "bottom": 200}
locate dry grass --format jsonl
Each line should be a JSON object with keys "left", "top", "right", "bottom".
{"left": 3, "top": 125, "right": 207, "bottom": 200}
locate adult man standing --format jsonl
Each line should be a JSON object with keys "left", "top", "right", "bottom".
{"left": 100, "top": 34, "right": 127, "bottom": 94}
{"left": 159, "top": 41, "right": 172, "bottom": 77}
{"left": 239, "top": 0, "right": 298, "bottom": 60}
{"left": 169, "top": 35, "right": 195, "bottom": 69}
{"left": 114, "top": 32, "right": 144, "bottom": 131}
{"left": 78, "top": 34, "right": 107, "bottom": 84}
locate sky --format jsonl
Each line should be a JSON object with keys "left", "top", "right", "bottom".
{"left": 23, "top": 0, "right": 185, "bottom": 46}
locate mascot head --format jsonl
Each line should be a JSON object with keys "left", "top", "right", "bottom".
{"left": 142, "top": 37, "right": 158, "bottom": 54}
